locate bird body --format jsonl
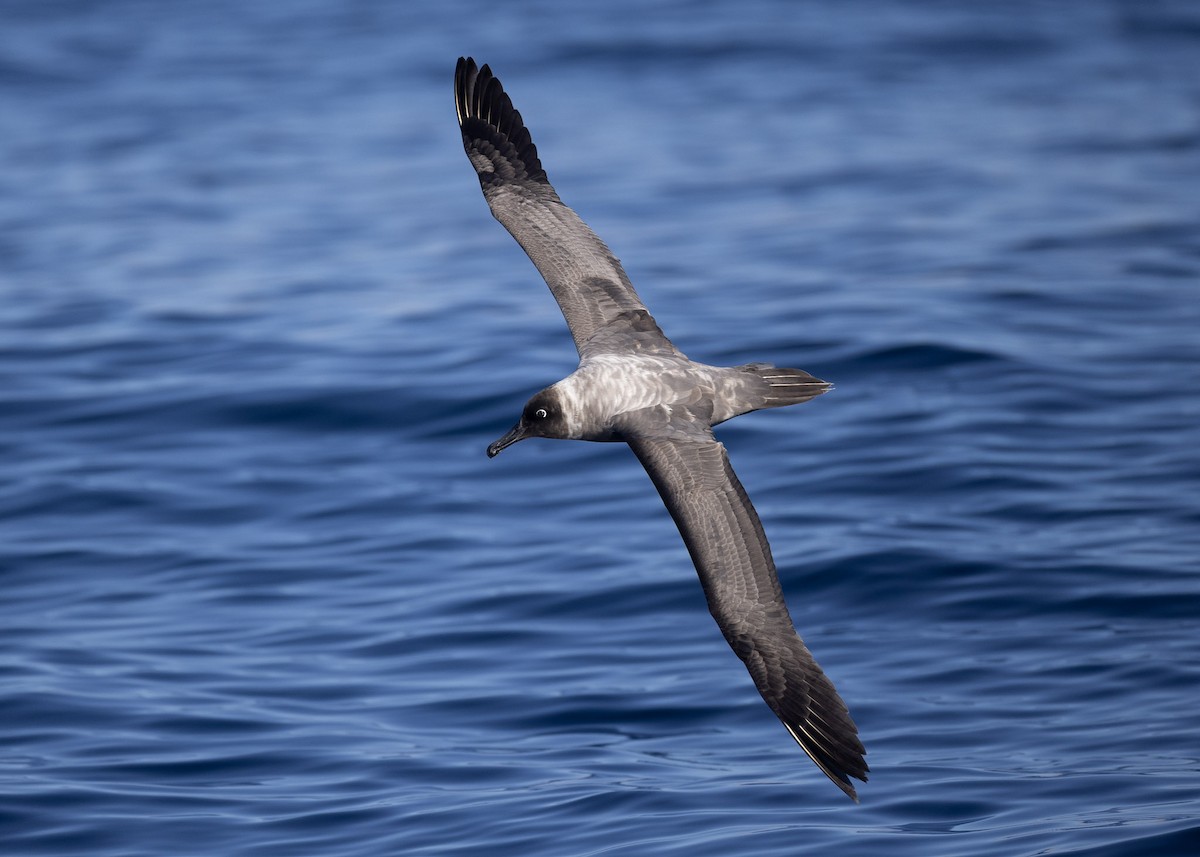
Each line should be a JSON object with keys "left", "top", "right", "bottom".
{"left": 456, "top": 57, "right": 868, "bottom": 801}
{"left": 497, "top": 354, "right": 831, "bottom": 449}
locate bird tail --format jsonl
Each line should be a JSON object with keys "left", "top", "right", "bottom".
{"left": 737, "top": 363, "right": 832, "bottom": 410}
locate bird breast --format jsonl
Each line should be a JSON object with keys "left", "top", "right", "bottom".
{"left": 557, "top": 354, "right": 719, "bottom": 440}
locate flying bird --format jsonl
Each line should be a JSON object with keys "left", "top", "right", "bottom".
{"left": 454, "top": 57, "right": 867, "bottom": 801}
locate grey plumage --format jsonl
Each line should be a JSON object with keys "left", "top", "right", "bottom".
{"left": 456, "top": 57, "right": 867, "bottom": 800}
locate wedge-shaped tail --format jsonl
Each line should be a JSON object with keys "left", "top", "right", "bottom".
{"left": 740, "top": 364, "right": 832, "bottom": 409}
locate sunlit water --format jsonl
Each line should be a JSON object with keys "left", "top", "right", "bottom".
{"left": 2, "top": 2, "right": 1199, "bottom": 855}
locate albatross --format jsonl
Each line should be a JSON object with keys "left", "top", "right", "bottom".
{"left": 454, "top": 57, "right": 868, "bottom": 801}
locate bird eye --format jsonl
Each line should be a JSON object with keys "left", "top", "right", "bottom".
{"left": 534, "top": 408, "right": 548, "bottom": 419}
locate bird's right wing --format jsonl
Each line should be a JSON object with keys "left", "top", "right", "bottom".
{"left": 626, "top": 433, "right": 868, "bottom": 800}
{"left": 455, "top": 58, "right": 677, "bottom": 358}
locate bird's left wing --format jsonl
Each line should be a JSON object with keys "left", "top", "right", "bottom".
{"left": 626, "top": 433, "right": 868, "bottom": 800}
{"left": 455, "top": 57, "right": 676, "bottom": 358}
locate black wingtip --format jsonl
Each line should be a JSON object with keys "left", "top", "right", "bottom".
{"left": 783, "top": 720, "right": 869, "bottom": 802}
{"left": 772, "top": 656, "right": 868, "bottom": 801}
{"left": 454, "top": 56, "right": 548, "bottom": 186}
{"left": 454, "top": 56, "right": 476, "bottom": 126}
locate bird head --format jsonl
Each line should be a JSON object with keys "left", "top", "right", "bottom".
{"left": 487, "top": 387, "right": 569, "bottom": 457}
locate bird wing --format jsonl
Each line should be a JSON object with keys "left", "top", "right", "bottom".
{"left": 626, "top": 433, "right": 869, "bottom": 800}
{"left": 455, "top": 57, "right": 678, "bottom": 359}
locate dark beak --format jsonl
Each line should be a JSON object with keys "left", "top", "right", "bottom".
{"left": 486, "top": 422, "right": 527, "bottom": 458}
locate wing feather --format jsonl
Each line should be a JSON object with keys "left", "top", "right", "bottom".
{"left": 455, "top": 57, "right": 674, "bottom": 357}
{"left": 627, "top": 435, "right": 868, "bottom": 800}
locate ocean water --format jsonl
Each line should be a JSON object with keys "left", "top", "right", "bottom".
{"left": 2, "top": 1, "right": 1199, "bottom": 854}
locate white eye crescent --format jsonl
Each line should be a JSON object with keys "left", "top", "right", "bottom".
{"left": 535, "top": 408, "right": 548, "bottom": 419}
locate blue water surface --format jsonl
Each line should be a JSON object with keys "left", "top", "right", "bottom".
{"left": 2, "top": 1, "right": 1199, "bottom": 855}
